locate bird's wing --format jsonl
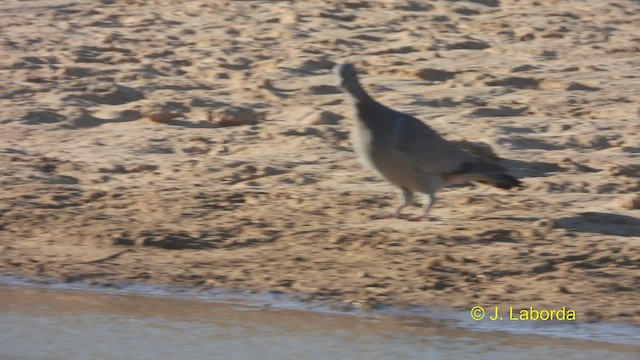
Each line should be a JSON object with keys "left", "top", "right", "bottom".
{"left": 389, "top": 112, "right": 504, "bottom": 176}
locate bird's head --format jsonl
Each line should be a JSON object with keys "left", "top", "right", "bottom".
{"left": 332, "top": 63, "right": 359, "bottom": 91}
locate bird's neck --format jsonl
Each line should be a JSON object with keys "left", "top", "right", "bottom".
{"left": 344, "top": 82, "right": 389, "bottom": 129}
{"left": 344, "top": 81, "right": 374, "bottom": 105}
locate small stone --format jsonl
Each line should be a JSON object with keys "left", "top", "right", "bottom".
{"left": 215, "top": 106, "right": 259, "bottom": 126}
{"left": 144, "top": 112, "right": 181, "bottom": 123}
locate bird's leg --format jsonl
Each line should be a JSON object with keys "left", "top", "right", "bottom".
{"left": 392, "top": 188, "right": 413, "bottom": 218}
{"left": 373, "top": 188, "right": 412, "bottom": 219}
{"left": 408, "top": 193, "right": 439, "bottom": 221}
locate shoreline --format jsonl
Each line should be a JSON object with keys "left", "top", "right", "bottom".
{"left": 2, "top": 273, "right": 640, "bottom": 347}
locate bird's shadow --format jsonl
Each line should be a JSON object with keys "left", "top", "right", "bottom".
{"left": 555, "top": 212, "right": 640, "bottom": 237}
{"left": 500, "top": 158, "right": 564, "bottom": 178}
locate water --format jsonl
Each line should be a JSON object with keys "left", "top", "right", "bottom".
{"left": 0, "top": 284, "right": 638, "bottom": 360}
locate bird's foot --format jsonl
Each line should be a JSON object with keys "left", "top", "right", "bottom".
{"left": 372, "top": 212, "right": 408, "bottom": 220}
{"left": 407, "top": 214, "right": 439, "bottom": 222}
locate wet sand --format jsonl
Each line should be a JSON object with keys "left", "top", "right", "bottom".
{"left": 1, "top": 0, "right": 639, "bottom": 324}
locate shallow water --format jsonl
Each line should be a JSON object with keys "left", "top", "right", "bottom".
{"left": 0, "top": 284, "right": 638, "bottom": 360}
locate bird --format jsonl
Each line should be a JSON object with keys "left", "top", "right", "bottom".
{"left": 333, "top": 63, "right": 521, "bottom": 221}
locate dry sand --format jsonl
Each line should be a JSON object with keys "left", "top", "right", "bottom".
{"left": 1, "top": 0, "right": 639, "bottom": 323}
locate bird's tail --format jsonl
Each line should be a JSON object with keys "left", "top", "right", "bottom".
{"left": 474, "top": 173, "right": 522, "bottom": 189}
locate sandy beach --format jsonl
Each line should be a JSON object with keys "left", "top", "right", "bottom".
{"left": 1, "top": 0, "right": 639, "bottom": 324}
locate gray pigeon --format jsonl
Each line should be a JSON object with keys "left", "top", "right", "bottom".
{"left": 333, "top": 63, "right": 521, "bottom": 220}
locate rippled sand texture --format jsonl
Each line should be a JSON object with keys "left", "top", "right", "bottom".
{"left": 1, "top": 0, "right": 639, "bottom": 323}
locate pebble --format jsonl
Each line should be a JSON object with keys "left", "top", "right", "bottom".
{"left": 215, "top": 106, "right": 260, "bottom": 126}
